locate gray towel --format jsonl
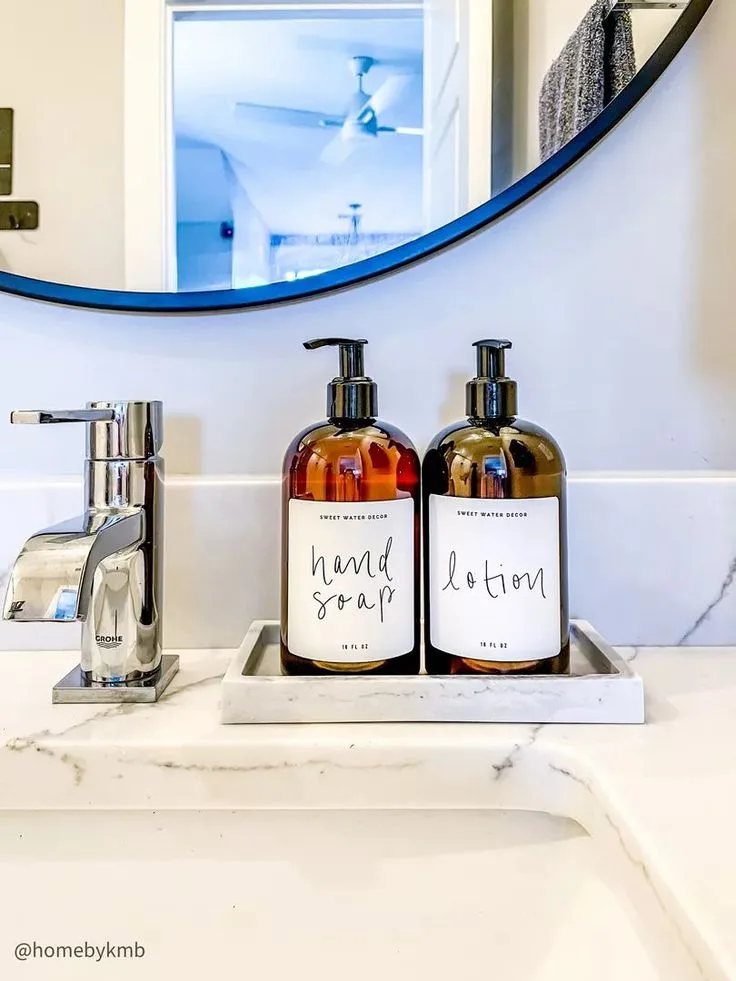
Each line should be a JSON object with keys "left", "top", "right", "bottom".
{"left": 539, "top": 0, "right": 636, "bottom": 162}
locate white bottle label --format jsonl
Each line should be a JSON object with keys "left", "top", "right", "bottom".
{"left": 287, "top": 498, "right": 415, "bottom": 663}
{"left": 428, "top": 495, "right": 561, "bottom": 662}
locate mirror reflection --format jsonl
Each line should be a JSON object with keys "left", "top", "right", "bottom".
{"left": 1, "top": 0, "right": 689, "bottom": 295}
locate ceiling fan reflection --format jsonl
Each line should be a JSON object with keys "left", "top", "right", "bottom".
{"left": 234, "top": 55, "right": 423, "bottom": 167}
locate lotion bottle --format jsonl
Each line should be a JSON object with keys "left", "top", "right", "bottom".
{"left": 281, "top": 338, "right": 420, "bottom": 676}
{"left": 423, "top": 340, "right": 569, "bottom": 675}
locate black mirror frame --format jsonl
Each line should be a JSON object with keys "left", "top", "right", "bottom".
{"left": 0, "top": 0, "right": 712, "bottom": 313}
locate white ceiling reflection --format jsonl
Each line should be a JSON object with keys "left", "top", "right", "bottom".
{"left": 173, "top": 14, "right": 424, "bottom": 237}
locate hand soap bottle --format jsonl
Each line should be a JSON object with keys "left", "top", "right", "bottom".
{"left": 423, "top": 340, "right": 569, "bottom": 675}
{"left": 281, "top": 338, "right": 420, "bottom": 676}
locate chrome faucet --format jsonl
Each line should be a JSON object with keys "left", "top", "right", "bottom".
{"left": 3, "top": 402, "right": 166, "bottom": 689}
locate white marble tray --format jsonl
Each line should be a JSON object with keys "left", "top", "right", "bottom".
{"left": 221, "top": 620, "right": 645, "bottom": 725}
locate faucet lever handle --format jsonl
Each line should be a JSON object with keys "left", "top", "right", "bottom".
{"left": 11, "top": 409, "right": 116, "bottom": 425}
{"left": 10, "top": 401, "right": 162, "bottom": 460}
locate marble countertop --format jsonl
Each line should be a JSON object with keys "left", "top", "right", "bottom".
{"left": 1, "top": 646, "right": 735, "bottom": 977}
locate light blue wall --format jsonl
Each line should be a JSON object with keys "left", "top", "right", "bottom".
{"left": 175, "top": 143, "right": 234, "bottom": 290}
{"left": 177, "top": 221, "right": 233, "bottom": 292}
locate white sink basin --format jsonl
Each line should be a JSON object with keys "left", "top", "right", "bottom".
{"left": 0, "top": 808, "right": 704, "bottom": 980}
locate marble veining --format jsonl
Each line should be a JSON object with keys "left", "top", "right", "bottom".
{"left": 581, "top": 768, "right": 712, "bottom": 981}
{"left": 151, "top": 758, "right": 423, "bottom": 775}
{"left": 677, "top": 555, "right": 736, "bottom": 645}
{"left": 3, "top": 701, "right": 142, "bottom": 786}
{"left": 6, "top": 736, "right": 86, "bottom": 786}
{"left": 491, "top": 723, "right": 546, "bottom": 780}
{"left": 160, "top": 671, "right": 228, "bottom": 698}
{"left": 549, "top": 761, "right": 593, "bottom": 789}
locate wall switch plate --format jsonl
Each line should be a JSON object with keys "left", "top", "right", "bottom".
{"left": 0, "top": 109, "right": 13, "bottom": 196}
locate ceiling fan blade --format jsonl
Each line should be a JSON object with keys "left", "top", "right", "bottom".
{"left": 234, "top": 102, "right": 343, "bottom": 129}
{"left": 320, "top": 132, "right": 357, "bottom": 167}
{"left": 372, "top": 55, "right": 422, "bottom": 74}
{"left": 362, "top": 75, "right": 411, "bottom": 119}
{"left": 295, "top": 36, "right": 422, "bottom": 74}
{"left": 378, "top": 126, "right": 424, "bottom": 137}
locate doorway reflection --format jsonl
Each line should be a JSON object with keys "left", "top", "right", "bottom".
{"left": 172, "top": 10, "right": 425, "bottom": 291}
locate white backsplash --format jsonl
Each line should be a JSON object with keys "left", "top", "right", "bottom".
{"left": 0, "top": 473, "right": 731, "bottom": 653}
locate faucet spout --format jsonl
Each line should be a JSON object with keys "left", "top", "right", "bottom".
{"left": 3, "top": 510, "right": 145, "bottom": 623}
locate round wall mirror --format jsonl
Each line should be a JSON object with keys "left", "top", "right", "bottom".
{"left": 0, "top": 0, "right": 712, "bottom": 311}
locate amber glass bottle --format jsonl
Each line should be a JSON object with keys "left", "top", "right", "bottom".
{"left": 281, "top": 338, "right": 420, "bottom": 676}
{"left": 423, "top": 340, "right": 569, "bottom": 676}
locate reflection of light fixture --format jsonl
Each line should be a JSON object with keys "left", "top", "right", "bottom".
{"left": 337, "top": 203, "right": 371, "bottom": 264}
{"left": 339, "top": 203, "right": 363, "bottom": 240}
{"left": 270, "top": 203, "right": 417, "bottom": 282}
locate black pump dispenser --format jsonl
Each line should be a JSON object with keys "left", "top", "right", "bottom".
{"left": 305, "top": 337, "right": 378, "bottom": 422}
{"left": 465, "top": 339, "right": 518, "bottom": 421}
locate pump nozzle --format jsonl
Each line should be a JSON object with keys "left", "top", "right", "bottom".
{"left": 304, "top": 337, "right": 377, "bottom": 422}
{"left": 466, "top": 339, "right": 518, "bottom": 421}
{"left": 474, "top": 339, "right": 512, "bottom": 379}
{"left": 304, "top": 338, "right": 368, "bottom": 379}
